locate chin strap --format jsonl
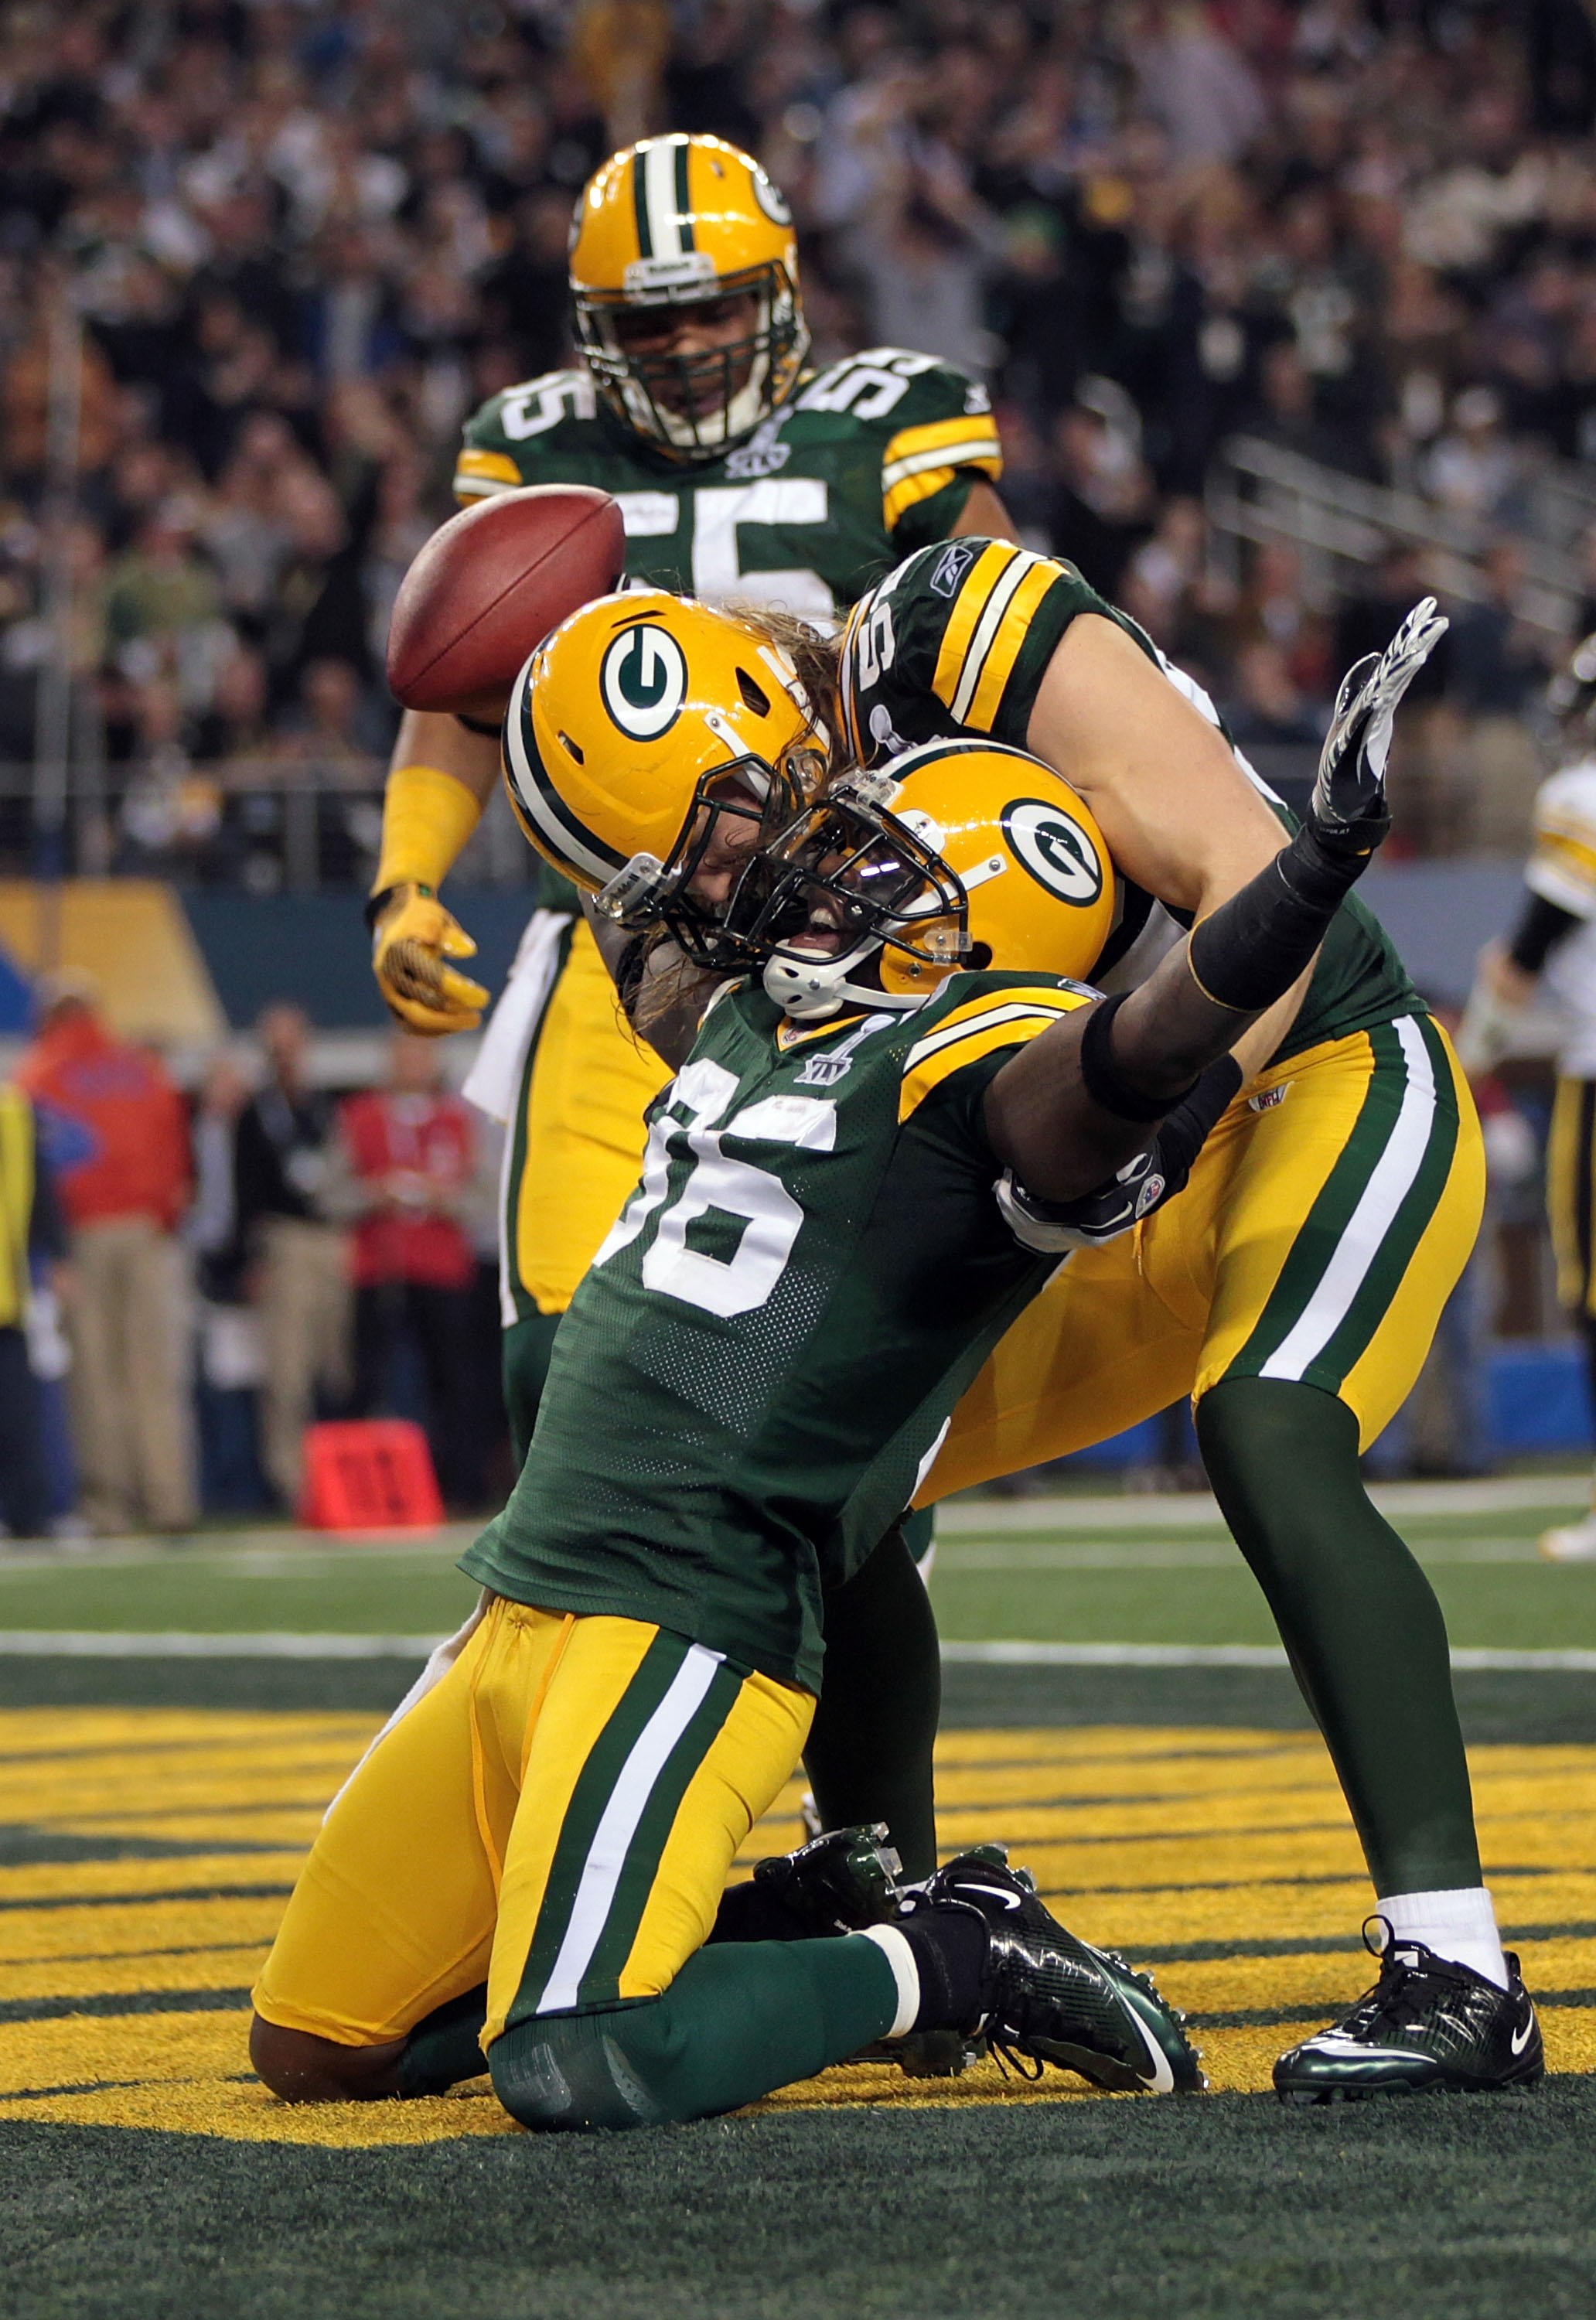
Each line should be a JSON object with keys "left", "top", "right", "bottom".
{"left": 762, "top": 944, "right": 931, "bottom": 1021}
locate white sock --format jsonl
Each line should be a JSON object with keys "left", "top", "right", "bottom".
{"left": 858, "top": 1923, "right": 919, "bottom": 2037}
{"left": 1374, "top": 1886, "right": 1509, "bottom": 1991}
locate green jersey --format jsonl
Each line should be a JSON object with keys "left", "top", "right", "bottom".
{"left": 462, "top": 970, "right": 1091, "bottom": 1690}
{"left": 837, "top": 540, "right": 1420, "bottom": 1064}
{"left": 454, "top": 349, "right": 1002, "bottom": 623}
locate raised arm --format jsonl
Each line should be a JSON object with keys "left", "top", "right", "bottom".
{"left": 988, "top": 603, "right": 1445, "bottom": 1206}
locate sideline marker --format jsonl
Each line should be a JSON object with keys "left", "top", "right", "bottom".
{"left": 298, "top": 1420, "right": 445, "bottom": 1532}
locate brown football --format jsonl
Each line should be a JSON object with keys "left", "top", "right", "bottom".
{"left": 385, "top": 485, "right": 627, "bottom": 722}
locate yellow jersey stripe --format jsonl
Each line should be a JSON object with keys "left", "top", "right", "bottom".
{"left": 911, "top": 984, "right": 1087, "bottom": 1045}
{"left": 882, "top": 454, "right": 1004, "bottom": 532}
{"left": 1533, "top": 824, "right": 1596, "bottom": 883}
{"left": 881, "top": 428, "right": 1003, "bottom": 490}
{"left": 902, "top": 996, "right": 1085, "bottom": 1076}
{"left": 930, "top": 543, "right": 1019, "bottom": 719}
{"left": 950, "top": 550, "right": 1052, "bottom": 725}
{"left": 452, "top": 449, "right": 523, "bottom": 502}
{"left": 899, "top": 1008, "right": 1077, "bottom": 1122}
{"left": 966, "top": 556, "right": 1066, "bottom": 732}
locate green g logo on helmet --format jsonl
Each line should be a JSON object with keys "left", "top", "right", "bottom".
{"left": 1002, "top": 797, "right": 1104, "bottom": 908}
{"left": 601, "top": 623, "right": 688, "bottom": 741}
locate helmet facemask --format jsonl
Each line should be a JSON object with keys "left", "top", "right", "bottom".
{"left": 594, "top": 738, "right": 827, "bottom": 971}
{"left": 575, "top": 260, "right": 809, "bottom": 462}
{"left": 732, "top": 781, "right": 975, "bottom": 1022}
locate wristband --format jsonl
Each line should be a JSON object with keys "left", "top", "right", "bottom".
{"left": 1078, "top": 992, "right": 1196, "bottom": 1123}
{"left": 370, "top": 763, "right": 484, "bottom": 899}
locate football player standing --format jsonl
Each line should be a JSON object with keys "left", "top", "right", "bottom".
{"left": 1462, "top": 633, "right": 1596, "bottom": 1562}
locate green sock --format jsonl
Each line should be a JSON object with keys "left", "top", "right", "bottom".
{"left": 490, "top": 1936, "right": 899, "bottom": 2130}
{"left": 502, "top": 1309, "right": 564, "bottom": 1467}
{"left": 1196, "top": 1376, "right": 1482, "bottom": 1895}
{"left": 394, "top": 1983, "right": 488, "bottom": 2097}
{"left": 807, "top": 1525, "right": 941, "bottom": 1876}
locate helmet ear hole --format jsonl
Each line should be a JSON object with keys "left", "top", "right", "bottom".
{"left": 966, "top": 940, "right": 993, "bottom": 971}
{"left": 736, "top": 667, "right": 771, "bottom": 716}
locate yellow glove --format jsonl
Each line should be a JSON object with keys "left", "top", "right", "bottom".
{"left": 369, "top": 763, "right": 489, "bottom": 1034}
{"left": 370, "top": 883, "right": 490, "bottom": 1035}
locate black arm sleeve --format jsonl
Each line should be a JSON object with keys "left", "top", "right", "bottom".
{"left": 27, "top": 1119, "right": 68, "bottom": 1261}
{"left": 1507, "top": 889, "right": 1582, "bottom": 976}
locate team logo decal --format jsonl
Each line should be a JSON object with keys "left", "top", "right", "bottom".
{"left": 1001, "top": 797, "right": 1103, "bottom": 907}
{"left": 750, "top": 165, "right": 792, "bottom": 225}
{"left": 601, "top": 623, "right": 688, "bottom": 740}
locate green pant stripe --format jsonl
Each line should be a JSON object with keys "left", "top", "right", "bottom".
{"left": 1231, "top": 1022, "right": 1404, "bottom": 1377}
{"left": 1307, "top": 1012, "right": 1460, "bottom": 1390}
{"left": 510, "top": 1628, "right": 694, "bottom": 2021}
{"left": 503, "top": 919, "right": 575, "bottom": 1326}
{"left": 578, "top": 1660, "right": 743, "bottom": 2004}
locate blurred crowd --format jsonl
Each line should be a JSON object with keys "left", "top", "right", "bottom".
{"left": 1, "top": 3, "right": 1596, "bottom": 874}
{"left": 0, "top": 977, "right": 506, "bottom": 1540}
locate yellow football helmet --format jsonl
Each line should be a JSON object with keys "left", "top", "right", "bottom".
{"left": 569, "top": 133, "right": 809, "bottom": 461}
{"left": 503, "top": 589, "right": 826, "bottom": 963}
{"left": 739, "top": 738, "right": 1117, "bottom": 1021}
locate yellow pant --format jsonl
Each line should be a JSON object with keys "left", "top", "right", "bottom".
{"left": 506, "top": 919, "right": 671, "bottom": 1320}
{"left": 922, "top": 1013, "right": 1484, "bottom": 1498}
{"left": 254, "top": 1600, "right": 813, "bottom": 2050}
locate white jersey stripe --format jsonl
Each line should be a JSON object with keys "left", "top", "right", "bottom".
{"left": 950, "top": 551, "right": 1042, "bottom": 724}
{"left": 537, "top": 1642, "right": 726, "bottom": 2013}
{"left": 1258, "top": 1015, "right": 1435, "bottom": 1383}
{"left": 881, "top": 437, "right": 1001, "bottom": 490}
{"left": 904, "top": 999, "right": 1078, "bottom": 1072}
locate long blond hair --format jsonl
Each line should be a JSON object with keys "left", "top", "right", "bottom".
{"left": 722, "top": 601, "right": 848, "bottom": 767}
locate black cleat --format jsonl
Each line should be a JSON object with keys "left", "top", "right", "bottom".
{"left": 1274, "top": 1920, "right": 1544, "bottom": 2103}
{"left": 750, "top": 1822, "right": 902, "bottom": 1937}
{"left": 911, "top": 1845, "right": 1204, "bottom": 2094}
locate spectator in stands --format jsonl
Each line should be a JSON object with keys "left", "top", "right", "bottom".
{"left": 0, "top": 1079, "right": 69, "bottom": 1540}
{"left": 234, "top": 1004, "right": 350, "bottom": 1513}
{"left": 1448, "top": 540, "right": 1555, "bottom": 853}
{"left": 332, "top": 1032, "right": 483, "bottom": 1512}
{"left": 15, "top": 972, "right": 196, "bottom": 1535}
{"left": 187, "top": 1052, "right": 270, "bottom": 1513}
{"left": 1222, "top": 639, "right": 1321, "bottom": 749}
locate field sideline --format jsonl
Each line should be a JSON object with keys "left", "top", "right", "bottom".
{"left": 5, "top": 1478, "right": 1596, "bottom": 2317}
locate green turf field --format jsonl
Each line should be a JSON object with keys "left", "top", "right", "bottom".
{"left": 5, "top": 1479, "right": 1596, "bottom": 2319}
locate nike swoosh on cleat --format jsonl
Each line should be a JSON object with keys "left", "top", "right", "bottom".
{"left": 961, "top": 1885, "right": 1024, "bottom": 1910}
{"left": 1511, "top": 2018, "right": 1536, "bottom": 2055}
{"left": 1124, "top": 1999, "right": 1177, "bottom": 2093}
